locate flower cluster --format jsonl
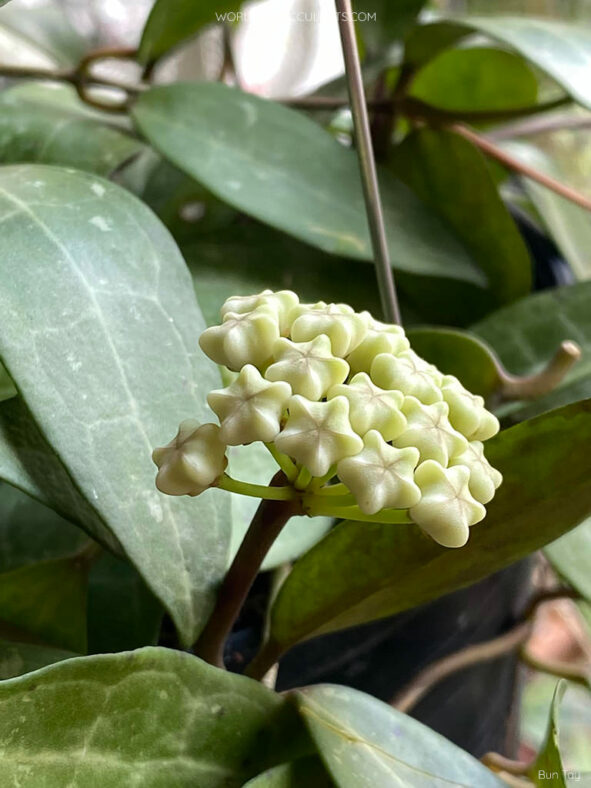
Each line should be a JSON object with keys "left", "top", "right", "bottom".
{"left": 153, "top": 290, "right": 502, "bottom": 548}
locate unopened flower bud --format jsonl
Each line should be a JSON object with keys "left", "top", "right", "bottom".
{"left": 199, "top": 307, "right": 279, "bottom": 371}
{"left": 152, "top": 421, "right": 227, "bottom": 497}
{"left": 207, "top": 364, "right": 291, "bottom": 445}
{"left": 337, "top": 430, "right": 420, "bottom": 514}
{"left": 265, "top": 335, "right": 349, "bottom": 401}
{"left": 275, "top": 395, "right": 363, "bottom": 477}
{"left": 449, "top": 441, "right": 503, "bottom": 504}
{"left": 328, "top": 372, "right": 406, "bottom": 441}
{"left": 371, "top": 350, "right": 443, "bottom": 404}
{"left": 394, "top": 397, "right": 467, "bottom": 466}
{"left": 290, "top": 302, "right": 370, "bottom": 357}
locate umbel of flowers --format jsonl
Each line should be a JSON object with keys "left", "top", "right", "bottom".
{"left": 153, "top": 291, "right": 502, "bottom": 548}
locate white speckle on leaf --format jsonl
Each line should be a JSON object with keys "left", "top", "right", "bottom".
{"left": 66, "top": 351, "right": 82, "bottom": 372}
{"left": 91, "top": 182, "right": 106, "bottom": 197}
{"left": 147, "top": 496, "right": 163, "bottom": 523}
{"left": 227, "top": 180, "right": 242, "bottom": 191}
{"left": 89, "top": 216, "right": 111, "bottom": 232}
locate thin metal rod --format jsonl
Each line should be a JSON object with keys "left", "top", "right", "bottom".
{"left": 335, "top": 0, "right": 401, "bottom": 325}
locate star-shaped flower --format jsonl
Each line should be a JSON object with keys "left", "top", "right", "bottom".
{"left": 440, "top": 375, "right": 499, "bottom": 440}
{"left": 346, "top": 326, "right": 410, "bottom": 376}
{"left": 207, "top": 364, "right": 291, "bottom": 445}
{"left": 290, "top": 302, "right": 370, "bottom": 357}
{"left": 328, "top": 372, "right": 406, "bottom": 441}
{"left": 199, "top": 307, "right": 279, "bottom": 371}
{"left": 275, "top": 395, "right": 363, "bottom": 477}
{"left": 265, "top": 335, "right": 349, "bottom": 401}
{"left": 371, "top": 350, "right": 443, "bottom": 404}
{"left": 393, "top": 396, "right": 467, "bottom": 466}
{"left": 449, "top": 441, "right": 503, "bottom": 504}
{"left": 337, "top": 430, "right": 420, "bottom": 514}
{"left": 221, "top": 289, "right": 299, "bottom": 335}
{"left": 410, "top": 460, "right": 486, "bottom": 548}
{"left": 152, "top": 421, "right": 227, "bottom": 497}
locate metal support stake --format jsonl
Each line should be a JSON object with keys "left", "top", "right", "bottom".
{"left": 334, "top": 0, "right": 401, "bottom": 325}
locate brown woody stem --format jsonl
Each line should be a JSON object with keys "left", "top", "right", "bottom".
{"left": 193, "top": 471, "right": 299, "bottom": 668}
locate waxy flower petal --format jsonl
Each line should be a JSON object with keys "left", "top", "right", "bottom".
{"left": 207, "top": 364, "right": 291, "bottom": 445}
{"left": 450, "top": 441, "right": 503, "bottom": 504}
{"left": 152, "top": 421, "right": 227, "bottom": 497}
{"left": 265, "top": 334, "right": 349, "bottom": 401}
{"left": 328, "top": 372, "right": 406, "bottom": 441}
{"left": 221, "top": 289, "right": 299, "bottom": 335}
{"left": 337, "top": 430, "right": 420, "bottom": 514}
{"left": 410, "top": 460, "right": 486, "bottom": 548}
{"left": 199, "top": 307, "right": 279, "bottom": 371}
{"left": 275, "top": 395, "right": 363, "bottom": 477}
{"left": 441, "top": 375, "right": 500, "bottom": 440}
{"left": 371, "top": 350, "right": 443, "bottom": 404}
{"left": 394, "top": 396, "right": 467, "bottom": 466}
{"left": 290, "top": 302, "right": 370, "bottom": 357}
{"left": 346, "top": 328, "right": 410, "bottom": 376}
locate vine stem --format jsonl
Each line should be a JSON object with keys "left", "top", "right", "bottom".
{"left": 334, "top": 0, "right": 401, "bottom": 325}
{"left": 193, "top": 471, "right": 300, "bottom": 668}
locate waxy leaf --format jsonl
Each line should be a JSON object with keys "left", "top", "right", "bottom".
{"left": 473, "top": 281, "right": 591, "bottom": 421}
{"left": 0, "top": 640, "right": 76, "bottom": 680}
{"left": 264, "top": 400, "right": 591, "bottom": 653}
{"left": 406, "top": 327, "right": 501, "bottom": 398}
{"left": 391, "top": 128, "right": 532, "bottom": 310}
{"left": 132, "top": 83, "right": 485, "bottom": 287}
{"left": 244, "top": 757, "right": 334, "bottom": 787}
{"left": 529, "top": 682, "right": 567, "bottom": 788}
{"left": 295, "top": 685, "right": 504, "bottom": 787}
{"left": 0, "top": 164, "right": 231, "bottom": 647}
{"left": 139, "top": 0, "right": 242, "bottom": 64}
{"left": 0, "top": 557, "right": 87, "bottom": 652}
{"left": 407, "top": 17, "right": 591, "bottom": 109}
{"left": 0, "top": 647, "right": 309, "bottom": 787}
{"left": 0, "top": 83, "right": 143, "bottom": 175}
{"left": 410, "top": 47, "right": 538, "bottom": 112}
{"left": 545, "top": 518, "right": 591, "bottom": 602}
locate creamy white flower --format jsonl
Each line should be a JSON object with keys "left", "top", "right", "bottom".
{"left": 207, "top": 364, "right": 291, "bottom": 445}
{"left": 441, "top": 375, "right": 500, "bottom": 441}
{"left": 152, "top": 421, "right": 227, "bottom": 497}
{"left": 328, "top": 372, "right": 406, "bottom": 441}
{"left": 199, "top": 307, "right": 279, "bottom": 371}
{"left": 337, "top": 430, "right": 420, "bottom": 514}
{"left": 410, "top": 460, "right": 486, "bottom": 548}
{"left": 290, "top": 301, "right": 370, "bottom": 357}
{"left": 265, "top": 334, "right": 349, "bottom": 401}
{"left": 221, "top": 289, "right": 299, "bottom": 335}
{"left": 449, "top": 440, "right": 503, "bottom": 504}
{"left": 346, "top": 328, "right": 410, "bottom": 376}
{"left": 371, "top": 350, "right": 443, "bottom": 404}
{"left": 394, "top": 396, "right": 467, "bottom": 466}
{"left": 275, "top": 395, "right": 363, "bottom": 477}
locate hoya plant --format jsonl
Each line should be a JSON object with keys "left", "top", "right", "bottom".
{"left": 0, "top": 0, "right": 590, "bottom": 785}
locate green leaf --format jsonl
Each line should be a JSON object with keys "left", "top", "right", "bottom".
{"left": 406, "top": 327, "right": 501, "bottom": 398}
{"left": 0, "top": 164, "right": 231, "bottom": 647}
{"left": 410, "top": 46, "right": 538, "bottom": 112}
{"left": 294, "top": 685, "right": 504, "bottom": 787}
{"left": 184, "top": 224, "right": 383, "bottom": 327}
{"left": 407, "top": 17, "right": 591, "bottom": 109}
{"left": 138, "top": 0, "right": 242, "bottom": 64}
{"left": 228, "top": 443, "right": 331, "bottom": 572}
{"left": 87, "top": 552, "right": 163, "bottom": 653}
{"left": 0, "top": 2, "right": 86, "bottom": 66}
{"left": 132, "top": 83, "right": 485, "bottom": 287}
{"left": 264, "top": 400, "right": 591, "bottom": 653}
{"left": 391, "top": 128, "right": 532, "bottom": 310}
{"left": 472, "top": 281, "right": 591, "bottom": 421}
{"left": 0, "top": 361, "right": 15, "bottom": 402}
{"left": 0, "top": 83, "right": 144, "bottom": 175}
{"left": 0, "top": 647, "right": 309, "bottom": 787}
{"left": 545, "top": 518, "right": 591, "bottom": 601}
{"left": 500, "top": 141, "right": 591, "bottom": 281}
{"left": 358, "top": 0, "right": 426, "bottom": 54}
{"left": 0, "top": 556, "right": 87, "bottom": 652}
{"left": 244, "top": 757, "right": 334, "bottom": 787}
{"left": 0, "top": 640, "right": 76, "bottom": 680}
{"left": 529, "top": 681, "right": 568, "bottom": 788}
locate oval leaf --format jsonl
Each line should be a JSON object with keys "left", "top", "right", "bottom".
{"left": 529, "top": 681, "right": 567, "bottom": 788}
{"left": 132, "top": 83, "right": 485, "bottom": 286}
{"left": 295, "top": 684, "right": 504, "bottom": 787}
{"left": 0, "top": 647, "right": 309, "bottom": 786}
{"left": 264, "top": 400, "right": 591, "bottom": 654}
{"left": 0, "top": 164, "right": 231, "bottom": 647}
{"left": 244, "top": 757, "right": 333, "bottom": 787}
